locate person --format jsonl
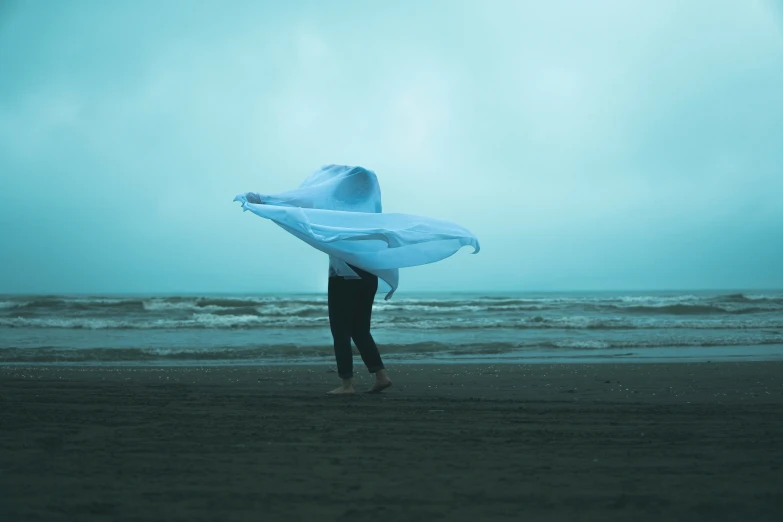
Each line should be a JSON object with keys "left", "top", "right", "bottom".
{"left": 245, "top": 184, "right": 392, "bottom": 395}
{"left": 235, "top": 164, "right": 479, "bottom": 395}
{"left": 326, "top": 259, "right": 392, "bottom": 395}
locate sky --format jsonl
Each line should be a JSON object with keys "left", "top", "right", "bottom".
{"left": 1, "top": 0, "right": 782, "bottom": 295}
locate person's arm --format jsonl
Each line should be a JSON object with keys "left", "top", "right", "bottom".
{"left": 240, "top": 188, "right": 318, "bottom": 208}
{"left": 257, "top": 192, "right": 317, "bottom": 208}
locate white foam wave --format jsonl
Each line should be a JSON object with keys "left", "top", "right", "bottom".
{"left": 3, "top": 314, "right": 783, "bottom": 330}
{"left": 554, "top": 340, "right": 613, "bottom": 349}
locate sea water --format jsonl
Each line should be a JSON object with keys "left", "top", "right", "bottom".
{"left": 1, "top": 291, "right": 782, "bottom": 365}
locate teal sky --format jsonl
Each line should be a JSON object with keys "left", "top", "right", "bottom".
{"left": 1, "top": 0, "right": 782, "bottom": 294}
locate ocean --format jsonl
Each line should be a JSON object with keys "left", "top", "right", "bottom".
{"left": 1, "top": 291, "right": 782, "bottom": 365}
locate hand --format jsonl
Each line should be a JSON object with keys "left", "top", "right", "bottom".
{"left": 245, "top": 192, "right": 263, "bottom": 204}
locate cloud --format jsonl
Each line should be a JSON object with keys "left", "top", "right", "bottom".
{"left": 0, "top": 0, "right": 781, "bottom": 293}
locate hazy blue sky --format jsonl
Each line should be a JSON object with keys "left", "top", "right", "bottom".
{"left": 1, "top": 0, "right": 782, "bottom": 294}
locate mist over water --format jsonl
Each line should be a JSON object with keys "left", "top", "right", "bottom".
{"left": 2, "top": 291, "right": 782, "bottom": 365}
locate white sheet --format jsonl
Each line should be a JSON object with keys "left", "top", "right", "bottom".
{"left": 234, "top": 164, "right": 479, "bottom": 299}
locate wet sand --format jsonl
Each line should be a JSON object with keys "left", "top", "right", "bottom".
{"left": 2, "top": 362, "right": 782, "bottom": 521}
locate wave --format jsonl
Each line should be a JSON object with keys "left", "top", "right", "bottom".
{"left": 0, "top": 314, "right": 327, "bottom": 329}
{"left": 2, "top": 336, "right": 782, "bottom": 363}
{"left": 2, "top": 293, "right": 781, "bottom": 333}
{"left": 2, "top": 293, "right": 781, "bottom": 314}
{"left": 592, "top": 303, "right": 778, "bottom": 315}
{"left": 711, "top": 293, "right": 783, "bottom": 304}
{"left": 0, "top": 296, "right": 329, "bottom": 311}
{"left": 2, "top": 313, "right": 783, "bottom": 330}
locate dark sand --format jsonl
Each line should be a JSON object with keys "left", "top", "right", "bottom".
{"left": 2, "top": 362, "right": 783, "bottom": 521}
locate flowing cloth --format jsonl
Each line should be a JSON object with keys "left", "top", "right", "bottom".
{"left": 233, "top": 164, "right": 480, "bottom": 300}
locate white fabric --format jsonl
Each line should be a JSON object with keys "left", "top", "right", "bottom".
{"left": 233, "top": 164, "right": 480, "bottom": 300}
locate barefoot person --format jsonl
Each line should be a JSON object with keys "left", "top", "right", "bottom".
{"left": 327, "top": 260, "right": 392, "bottom": 394}
{"left": 234, "top": 164, "right": 479, "bottom": 394}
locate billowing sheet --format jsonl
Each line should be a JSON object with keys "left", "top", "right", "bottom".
{"left": 234, "top": 165, "right": 479, "bottom": 299}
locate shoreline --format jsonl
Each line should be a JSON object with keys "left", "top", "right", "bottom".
{"left": 3, "top": 341, "right": 783, "bottom": 367}
{"left": 4, "top": 360, "right": 783, "bottom": 402}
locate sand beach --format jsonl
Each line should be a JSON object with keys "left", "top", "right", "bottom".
{"left": 2, "top": 361, "right": 782, "bottom": 521}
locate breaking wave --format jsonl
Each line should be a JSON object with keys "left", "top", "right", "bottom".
{"left": 1, "top": 292, "right": 781, "bottom": 331}
{"left": 2, "top": 314, "right": 783, "bottom": 330}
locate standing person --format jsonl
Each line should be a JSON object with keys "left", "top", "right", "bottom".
{"left": 235, "top": 164, "right": 479, "bottom": 395}
{"left": 327, "top": 260, "right": 392, "bottom": 395}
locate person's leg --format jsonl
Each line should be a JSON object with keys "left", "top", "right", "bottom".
{"left": 349, "top": 265, "right": 392, "bottom": 393}
{"left": 327, "top": 276, "right": 357, "bottom": 394}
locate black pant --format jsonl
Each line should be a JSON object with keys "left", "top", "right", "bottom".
{"left": 328, "top": 264, "right": 385, "bottom": 379}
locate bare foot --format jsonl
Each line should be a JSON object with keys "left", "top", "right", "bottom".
{"left": 326, "top": 384, "right": 355, "bottom": 395}
{"left": 366, "top": 378, "right": 393, "bottom": 394}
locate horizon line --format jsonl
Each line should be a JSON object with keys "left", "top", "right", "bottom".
{"left": 1, "top": 288, "right": 782, "bottom": 297}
